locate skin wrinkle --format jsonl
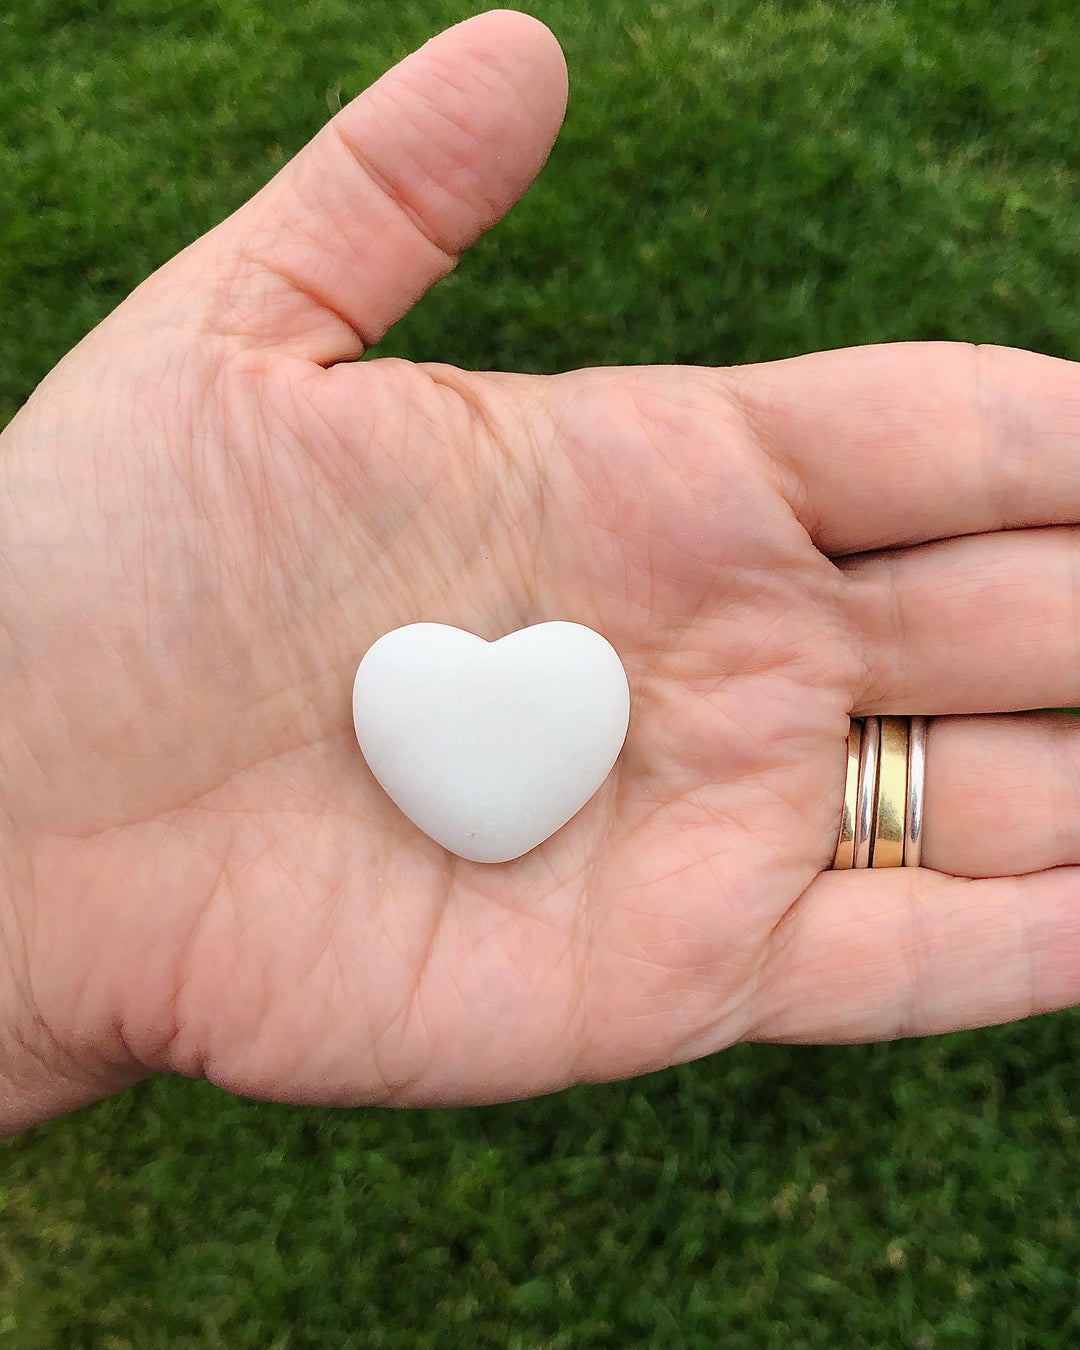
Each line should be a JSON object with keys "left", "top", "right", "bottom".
{"left": 365, "top": 908, "right": 444, "bottom": 1103}
{"left": 548, "top": 384, "right": 733, "bottom": 648}
{"left": 835, "top": 558, "right": 894, "bottom": 714}
{"left": 893, "top": 875, "right": 936, "bottom": 1039}
{"left": 757, "top": 870, "right": 1073, "bottom": 1043}
{"left": 1031, "top": 870, "right": 1080, "bottom": 1017}
{"left": 1067, "top": 537, "right": 1080, "bottom": 686}
{"left": 197, "top": 210, "right": 370, "bottom": 356}
{"left": 565, "top": 890, "right": 595, "bottom": 1086}
{"left": 1053, "top": 721, "right": 1080, "bottom": 857}
{"left": 325, "top": 371, "right": 518, "bottom": 622}
{"left": 415, "top": 367, "right": 542, "bottom": 586}
{"left": 330, "top": 114, "right": 463, "bottom": 266}
{"left": 842, "top": 528, "right": 1080, "bottom": 714}
{"left": 24, "top": 846, "right": 141, "bottom": 1080}
{"left": 0, "top": 840, "right": 53, "bottom": 1096}
{"left": 248, "top": 242, "right": 382, "bottom": 354}
{"left": 138, "top": 834, "right": 235, "bottom": 1079}
{"left": 46, "top": 701, "right": 333, "bottom": 844}
{"left": 279, "top": 364, "right": 360, "bottom": 490}
{"left": 104, "top": 831, "right": 203, "bottom": 1069}
{"left": 291, "top": 864, "right": 349, "bottom": 996}
{"left": 386, "top": 871, "right": 451, "bottom": 1066}
{"left": 246, "top": 251, "right": 369, "bottom": 358}
{"left": 752, "top": 344, "right": 1025, "bottom": 554}
{"left": 634, "top": 386, "right": 760, "bottom": 541}
{"left": 222, "top": 820, "right": 309, "bottom": 932}
{"left": 446, "top": 373, "right": 551, "bottom": 615}
{"left": 804, "top": 557, "right": 862, "bottom": 702}
{"left": 720, "top": 362, "right": 826, "bottom": 544}
{"left": 975, "top": 343, "right": 1024, "bottom": 535}
{"left": 753, "top": 885, "right": 874, "bottom": 1042}
{"left": 607, "top": 864, "right": 754, "bottom": 986}
{"left": 359, "top": 37, "right": 551, "bottom": 239}
{"left": 980, "top": 343, "right": 1073, "bottom": 536}
{"left": 302, "top": 157, "right": 410, "bottom": 293}
{"left": 925, "top": 717, "right": 1080, "bottom": 875}
{"left": 220, "top": 833, "right": 320, "bottom": 1074}
{"left": 876, "top": 548, "right": 912, "bottom": 712}
{"left": 672, "top": 669, "right": 829, "bottom": 781}
{"left": 552, "top": 927, "right": 592, "bottom": 1086}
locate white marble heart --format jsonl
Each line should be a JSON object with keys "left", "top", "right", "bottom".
{"left": 352, "top": 622, "right": 630, "bottom": 863}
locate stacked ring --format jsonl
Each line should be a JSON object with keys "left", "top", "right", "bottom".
{"left": 905, "top": 716, "right": 927, "bottom": 869}
{"left": 833, "top": 721, "right": 862, "bottom": 870}
{"left": 853, "top": 715, "right": 880, "bottom": 870}
{"left": 832, "top": 716, "right": 929, "bottom": 870}
{"left": 871, "top": 716, "right": 908, "bottom": 868}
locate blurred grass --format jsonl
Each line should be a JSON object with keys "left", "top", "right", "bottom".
{"left": 3, "top": 1028, "right": 1078, "bottom": 1348}
{"left": 1, "top": 0, "right": 1077, "bottom": 1346}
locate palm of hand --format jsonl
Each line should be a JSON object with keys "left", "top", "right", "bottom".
{"left": 6, "top": 329, "right": 845, "bottom": 1104}
{"left": 2, "top": 12, "right": 1074, "bottom": 1123}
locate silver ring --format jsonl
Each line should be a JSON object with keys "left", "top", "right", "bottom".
{"left": 853, "top": 715, "right": 880, "bottom": 870}
{"left": 904, "top": 715, "right": 927, "bottom": 867}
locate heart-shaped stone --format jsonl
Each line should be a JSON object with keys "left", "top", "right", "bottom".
{"left": 352, "top": 622, "right": 630, "bottom": 863}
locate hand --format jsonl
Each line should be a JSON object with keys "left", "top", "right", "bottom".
{"left": 1, "top": 11, "right": 1076, "bottom": 1134}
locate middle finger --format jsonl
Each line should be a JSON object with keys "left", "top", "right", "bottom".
{"left": 921, "top": 713, "right": 1080, "bottom": 878}
{"left": 840, "top": 525, "right": 1079, "bottom": 714}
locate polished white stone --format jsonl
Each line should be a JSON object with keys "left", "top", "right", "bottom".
{"left": 353, "top": 622, "right": 630, "bottom": 863}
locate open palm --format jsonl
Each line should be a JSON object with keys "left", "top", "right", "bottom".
{"left": 2, "top": 12, "right": 1076, "bottom": 1130}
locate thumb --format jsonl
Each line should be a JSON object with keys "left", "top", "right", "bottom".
{"left": 158, "top": 10, "right": 568, "bottom": 362}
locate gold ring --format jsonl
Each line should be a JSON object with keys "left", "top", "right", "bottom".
{"left": 833, "top": 720, "right": 862, "bottom": 869}
{"left": 871, "top": 715, "right": 908, "bottom": 868}
{"left": 853, "top": 716, "right": 880, "bottom": 869}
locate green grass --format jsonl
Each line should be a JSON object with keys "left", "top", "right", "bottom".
{"left": 3, "top": 1027, "right": 1078, "bottom": 1349}
{"left": 1, "top": 0, "right": 1077, "bottom": 1345}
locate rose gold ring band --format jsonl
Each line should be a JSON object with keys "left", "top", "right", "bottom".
{"left": 832, "top": 716, "right": 928, "bottom": 870}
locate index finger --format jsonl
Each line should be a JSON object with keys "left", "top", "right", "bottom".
{"left": 728, "top": 342, "right": 1078, "bottom": 555}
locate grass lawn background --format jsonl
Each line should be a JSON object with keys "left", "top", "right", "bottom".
{"left": 1, "top": 0, "right": 1077, "bottom": 1345}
